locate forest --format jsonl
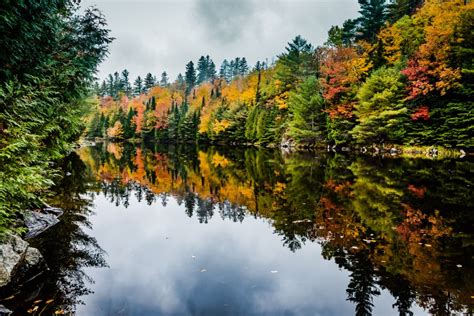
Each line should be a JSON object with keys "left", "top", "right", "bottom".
{"left": 0, "top": 1, "right": 112, "bottom": 233}
{"left": 88, "top": 0, "right": 473, "bottom": 150}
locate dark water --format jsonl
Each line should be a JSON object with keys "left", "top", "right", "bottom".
{"left": 2, "top": 143, "right": 473, "bottom": 315}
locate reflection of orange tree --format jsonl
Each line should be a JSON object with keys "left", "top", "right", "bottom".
{"left": 77, "top": 144, "right": 472, "bottom": 314}
{"left": 323, "top": 157, "right": 472, "bottom": 314}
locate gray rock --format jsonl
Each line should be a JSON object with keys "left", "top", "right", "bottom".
{"left": 24, "top": 211, "right": 60, "bottom": 239}
{"left": 0, "top": 235, "right": 29, "bottom": 287}
{"left": 0, "top": 305, "right": 12, "bottom": 315}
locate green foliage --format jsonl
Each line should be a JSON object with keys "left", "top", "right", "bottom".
{"left": 275, "top": 36, "right": 317, "bottom": 92}
{"left": 352, "top": 67, "right": 407, "bottom": 144}
{"left": 0, "top": 0, "right": 112, "bottom": 234}
{"left": 287, "top": 76, "right": 327, "bottom": 146}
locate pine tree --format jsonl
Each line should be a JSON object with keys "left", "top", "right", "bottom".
{"left": 387, "top": 0, "right": 423, "bottom": 22}
{"left": 287, "top": 76, "right": 327, "bottom": 146}
{"left": 185, "top": 61, "right": 196, "bottom": 95}
{"left": 275, "top": 35, "right": 316, "bottom": 91}
{"left": 351, "top": 67, "right": 407, "bottom": 144}
{"left": 107, "top": 74, "right": 114, "bottom": 96}
{"left": 100, "top": 80, "right": 107, "bottom": 96}
{"left": 144, "top": 72, "right": 155, "bottom": 92}
{"left": 197, "top": 56, "right": 208, "bottom": 84}
{"left": 355, "top": 0, "right": 388, "bottom": 43}
{"left": 160, "top": 71, "right": 169, "bottom": 87}
{"left": 133, "top": 76, "right": 143, "bottom": 96}
{"left": 238, "top": 57, "right": 249, "bottom": 76}
{"left": 207, "top": 60, "right": 217, "bottom": 82}
{"left": 176, "top": 73, "right": 186, "bottom": 90}
{"left": 121, "top": 69, "right": 132, "bottom": 96}
{"left": 113, "top": 71, "right": 121, "bottom": 96}
{"left": 220, "top": 59, "right": 231, "bottom": 82}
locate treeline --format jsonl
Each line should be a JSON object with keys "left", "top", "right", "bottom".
{"left": 0, "top": 1, "right": 112, "bottom": 232}
{"left": 88, "top": 0, "right": 473, "bottom": 149}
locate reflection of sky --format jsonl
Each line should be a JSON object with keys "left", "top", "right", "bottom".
{"left": 77, "top": 193, "right": 427, "bottom": 316}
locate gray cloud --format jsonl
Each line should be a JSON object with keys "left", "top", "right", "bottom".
{"left": 80, "top": 0, "right": 360, "bottom": 82}
{"left": 194, "top": 0, "right": 254, "bottom": 43}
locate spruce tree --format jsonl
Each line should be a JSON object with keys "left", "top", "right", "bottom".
{"left": 185, "top": 61, "right": 196, "bottom": 95}
{"left": 220, "top": 59, "right": 231, "bottom": 82}
{"left": 121, "top": 69, "right": 132, "bottom": 96}
{"left": 238, "top": 57, "right": 249, "bottom": 76}
{"left": 197, "top": 56, "right": 208, "bottom": 84}
{"left": 287, "top": 76, "right": 326, "bottom": 145}
{"left": 355, "top": 0, "right": 388, "bottom": 43}
{"left": 133, "top": 76, "right": 143, "bottom": 96}
{"left": 207, "top": 60, "right": 217, "bottom": 82}
{"left": 144, "top": 72, "right": 155, "bottom": 92}
{"left": 160, "top": 71, "right": 169, "bottom": 87}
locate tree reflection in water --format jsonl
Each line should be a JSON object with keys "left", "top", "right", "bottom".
{"left": 0, "top": 153, "right": 107, "bottom": 315}
{"left": 2, "top": 142, "right": 472, "bottom": 315}
{"left": 78, "top": 142, "right": 472, "bottom": 315}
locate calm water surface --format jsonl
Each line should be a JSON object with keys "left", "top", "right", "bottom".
{"left": 4, "top": 143, "right": 473, "bottom": 315}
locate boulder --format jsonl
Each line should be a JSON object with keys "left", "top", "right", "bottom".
{"left": 0, "top": 305, "right": 12, "bottom": 316}
{"left": 0, "top": 235, "right": 29, "bottom": 287}
{"left": 23, "top": 211, "right": 60, "bottom": 239}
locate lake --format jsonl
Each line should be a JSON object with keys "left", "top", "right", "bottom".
{"left": 6, "top": 142, "right": 473, "bottom": 315}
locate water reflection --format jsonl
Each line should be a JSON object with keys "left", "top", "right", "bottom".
{"left": 0, "top": 153, "right": 107, "bottom": 315}
{"left": 2, "top": 142, "right": 472, "bottom": 315}
{"left": 77, "top": 142, "right": 473, "bottom": 315}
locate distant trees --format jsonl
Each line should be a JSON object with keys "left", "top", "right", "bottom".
{"left": 185, "top": 61, "right": 196, "bottom": 95}
{"left": 197, "top": 55, "right": 217, "bottom": 84}
{"left": 91, "top": 0, "right": 474, "bottom": 150}
{"left": 219, "top": 57, "right": 249, "bottom": 83}
{"left": 160, "top": 71, "right": 169, "bottom": 87}
{"left": 144, "top": 73, "right": 156, "bottom": 92}
{"left": 133, "top": 76, "right": 143, "bottom": 96}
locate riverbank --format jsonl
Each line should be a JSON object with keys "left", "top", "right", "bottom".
{"left": 82, "top": 137, "right": 471, "bottom": 160}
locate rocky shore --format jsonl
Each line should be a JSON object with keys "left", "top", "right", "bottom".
{"left": 0, "top": 206, "right": 63, "bottom": 315}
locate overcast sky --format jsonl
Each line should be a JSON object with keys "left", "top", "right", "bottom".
{"left": 81, "top": 0, "right": 360, "bottom": 82}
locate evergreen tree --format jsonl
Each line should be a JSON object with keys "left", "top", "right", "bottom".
{"left": 387, "top": 0, "right": 423, "bottom": 22}
{"left": 355, "top": 0, "right": 388, "bottom": 43}
{"left": 185, "top": 61, "right": 196, "bottom": 95}
{"left": 123, "top": 107, "right": 136, "bottom": 139}
{"left": 351, "top": 67, "right": 407, "bottom": 144}
{"left": 207, "top": 60, "right": 217, "bottom": 82}
{"left": 275, "top": 35, "right": 316, "bottom": 91}
{"left": 160, "top": 71, "right": 169, "bottom": 87}
{"left": 107, "top": 74, "right": 114, "bottom": 96}
{"left": 326, "top": 25, "right": 344, "bottom": 47}
{"left": 238, "top": 57, "right": 249, "bottom": 76}
{"left": 113, "top": 71, "right": 121, "bottom": 96}
{"left": 99, "top": 80, "right": 107, "bottom": 96}
{"left": 287, "top": 76, "right": 327, "bottom": 146}
{"left": 197, "top": 56, "right": 208, "bottom": 84}
{"left": 133, "top": 76, "right": 143, "bottom": 96}
{"left": 176, "top": 73, "right": 186, "bottom": 90}
{"left": 220, "top": 59, "right": 231, "bottom": 82}
{"left": 144, "top": 72, "right": 155, "bottom": 92}
{"left": 121, "top": 69, "right": 132, "bottom": 96}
